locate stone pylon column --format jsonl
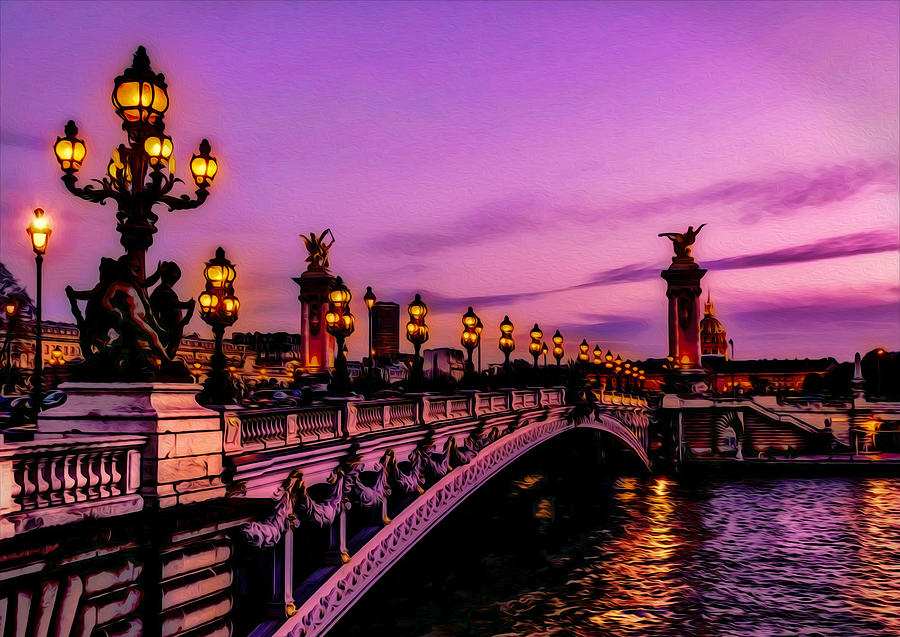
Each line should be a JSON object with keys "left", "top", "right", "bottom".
{"left": 661, "top": 262, "right": 706, "bottom": 369}
{"left": 294, "top": 269, "right": 336, "bottom": 375}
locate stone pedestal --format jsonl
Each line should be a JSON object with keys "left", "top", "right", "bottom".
{"left": 661, "top": 259, "right": 706, "bottom": 370}
{"left": 294, "top": 270, "right": 336, "bottom": 375}
{"left": 38, "top": 383, "right": 225, "bottom": 508}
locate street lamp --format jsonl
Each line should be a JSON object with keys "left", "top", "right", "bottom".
{"left": 325, "top": 277, "right": 355, "bottom": 396}
{"left": 541, "top": 342, "right": 548, "bottom": 368}
{"left": 54, "top": 46, "right": 218, "bottom": 380}
{"left": 475, "top": 316, "right": 484, "bottom": 374}
{"left": 529, "top": 323, "right": 543, "bottom": 368}
{"left": 26, "top": 208, "right": 52, "bottom": 415}
{"left": 605, "top": 350, "right": 613, "bottom": 369}
{"left": 499, "top": 316, "right": 515, "bottom": 371}
{"left": 461, "top": 307, "right": 480, "bottom": 375}
{"left": 364, "top": 286, "right": 376, "bottom": 370}
{"left": 406, "top": 294, "right": 428, "bottom": 390}
{"left": 578, "top": 339, "right": 590, "bottom": 363}
{"left": 552, "top": 330, "right": 564, "bottom": 367}
{"left": 198, "top": 247, "right": 240, "bottom": 405}
{"left": 592, "top": 345, "right": 603, "bottom": 366}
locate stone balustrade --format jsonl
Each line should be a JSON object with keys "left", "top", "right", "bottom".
{"left": 224, "top": 406, "right": 342, "bottom": 454}
{"left": 346, "top": 399, "right": 418, "bottom": 435}
{"left": 0, "top": 434, "right": 144, "bottom": 539}
{"left": 510, "top": 389, "right": 540, "bottom": 410}
{"left": 225, "top": 388, "right": 566, "bottom": 457}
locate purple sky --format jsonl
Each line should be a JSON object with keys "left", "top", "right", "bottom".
{"left": 1, "top": 1, "right": 898, "bottom": 363}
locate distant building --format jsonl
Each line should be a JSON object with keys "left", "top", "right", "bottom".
{"left": 423, "top": 348, "right": 465, "bottom": 381}
{"left": 700, "top": 293, "right": 728, "bottom": 358}
{"left": 372, "top": 302, "right": 399, "bottom": 359}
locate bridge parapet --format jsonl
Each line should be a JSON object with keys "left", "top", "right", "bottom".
{"left": 474, "top": 391, "right": 510, "bottom": 415}
{"left": 0, "top": 434, "right": 144, "bottom": 539}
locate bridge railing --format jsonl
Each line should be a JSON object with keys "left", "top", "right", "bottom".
{"left": 346, "top": 399, "right": 419, "bottom": 435}
{"left": 0, "top": 435, "right": 144, "bottom": 539}
{"left": 224, "top": 388, "right": 567, "bottom": 456}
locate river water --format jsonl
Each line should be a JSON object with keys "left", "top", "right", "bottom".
{"left": 330, "top": 433, "right": 900, "bottom": 637}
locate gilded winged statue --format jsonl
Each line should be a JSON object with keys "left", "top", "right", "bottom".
{"left": 301, "top": 229, "right": 335, "bottom": 271}
{"left": 659, "top": 224, "right": 706, "bottom": 260}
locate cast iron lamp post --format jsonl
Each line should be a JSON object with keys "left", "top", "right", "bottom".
{"left": 26, "top": 208, "right": 52, "bottom": 414}
{"left": 528, "top": 324, "right": 543, "bottom": 368}
{"left": 499, "top": 316, "right": 515, "bottom": 372}
{"left": 364, "top": 286, "right": 376, "bottom": 370}
{"left": 592, "top": 345, "right": 602, "bottom": 366}
{"left": 475, "top": 317, "right": 484, "bottom": 374}
{"left": 552, "top": 330, "right": 564, "bottom": 367}
{"left": 461, "top": 307, "right": 480, "bottom": 376}
{"left": 198, "top": 247, "right": 239, "bottom": 405}
{"left": 54, "top": 46, "right": 217, "bottom": 280}
{"left": 325, "top": 277, "right": 355, "bottom": 396}
{"left": 406, "top": 294, "right": 428, "bottom": 391}
{"left": 54, "top": 46, "right": 217, "bottom": 380}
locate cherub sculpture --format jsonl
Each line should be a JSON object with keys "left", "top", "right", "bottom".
{"left": 659, "top": 224, "right": 706, "bottom": 260}
{"left": 301, "top": 229, "right": 335, "bottom": 271}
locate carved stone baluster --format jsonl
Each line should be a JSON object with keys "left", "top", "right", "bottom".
{"left": 98, "top": 451, "right": 112, "bottom": 497}
{"left": 109, "top": 450, "right": 124, "bottom": 496}
{"left": 86, "top": 453, "right": 100, "bottom": 499}
{"left": 48, "top": 454, "right": 64, "bottom": 505}
{"left": 62, "top": 453, "right": 77, "bottom": 503}
{"left": 34, "top": 456, "right": 50, "bottom": 508}
{"left": 17, "top": 459, "right": 37, "bottom": 510}
{"left": 75, "top": 452, "right": 89, "bottom": 502}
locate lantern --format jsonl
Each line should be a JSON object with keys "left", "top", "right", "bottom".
{"left": 53, "top": 120, "right": 86, "bottom": 173}
{"left": 190, "top": 139, "right": 218, "bottom": 188}
{"left": 26, "top": 208, "right": 52, "bottom": 255}
{"left": 111, "top": 46, "right": 169, "bottom": 124}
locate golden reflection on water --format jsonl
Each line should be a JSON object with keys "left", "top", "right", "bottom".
{"left": 844, "top": 479, "right": 900, "bottom": 634}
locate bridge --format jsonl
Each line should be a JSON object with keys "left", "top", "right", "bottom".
{"left": 0, "top": 385, "right": 650, "bottom": 637}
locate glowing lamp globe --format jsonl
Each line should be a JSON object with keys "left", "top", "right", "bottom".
{"left": 26, "top": 208, "right": 52, "bottom": 255}
{"left": 53, "top": 121, "right": 86, "bottom": 173}
{"left": 144, "top": 134, "right": 173, "bottom": 167}
{"left": 204, "top": 247, "right": 236, "bottom": 289}
{"left": 462, "top": 306, "right": 478, "bottom": 329}
{"left": 408, "top": 294, "right": 427, "bottom": 321}
{"left": 190, "top": 139, "right": 218, "bottom": 188}
{"left": 112, "top": 47, "right": 169, "bottom": 124}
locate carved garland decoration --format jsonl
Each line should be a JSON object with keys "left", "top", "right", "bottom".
{"left": 274, "top": 416, "right": 573, "bottom": 637}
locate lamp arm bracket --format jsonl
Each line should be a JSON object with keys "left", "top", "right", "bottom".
{"left": 158, "top": 188, "right": 209, "bottom": 212}
{"left": 62, "top": 174, "right": 121, "bottom": 206}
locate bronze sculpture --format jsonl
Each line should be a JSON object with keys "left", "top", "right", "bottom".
{"left": 301, "top": 229, "right": 335, "bottom": 271}
{"left": 659, "top": 224, "right": 706, "bottom": 261}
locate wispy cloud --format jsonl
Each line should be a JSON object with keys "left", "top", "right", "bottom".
{"left": 372, "top": 159, "right": 898, "bottom": 256}
{"left": 413, "top": 229, "right": 899, "bottom": 309}
{"left": 0, "top": 128, "right": 46, "bottom": 152}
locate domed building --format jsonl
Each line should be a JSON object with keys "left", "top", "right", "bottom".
{"left": 700, "top": 292, "right": 728, "bottom": 358}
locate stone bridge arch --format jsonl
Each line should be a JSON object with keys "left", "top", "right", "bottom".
{"left": 264, "top": 406, "right": 650, "bottom": 637}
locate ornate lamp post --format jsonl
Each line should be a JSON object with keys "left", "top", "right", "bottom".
{"left": 528, "top": 324, "right": 543, "bottom": 368}
{"left": 578, "top": 339, "right": 589, "bottom": 364}
{"left": 461, "top": 307, "right": 480, "bottom": 375}
{"left": 325, "top": 277, "right": 355, "bottom": 396}
{"left": 475, "top": 316, "right": 484, "bottom": 374}
{"left": 198, "top": 248, "right": 239, "bottom": 404}
{"left": 406, "top": 294, "right": 428, "bottom": 390}
{"left": 364, "top": 286, "right": 376, "bottom": 370}
{"left": 55, "top": 46, "right": 216, "bottom": 380}
{"left": 499, "top": 316, "right": 515, "bottom": 371}
{"left": 552, "top": 330, "right": 564, "bottom": 367}
{"left": 541, "top": 342, "right": 548, "bottom": 368}
{"left": 26, "top": 208, "right": 52, "bottom": 413}
{"left": 592, "top": 345, "right": 603, "bottom": 366}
